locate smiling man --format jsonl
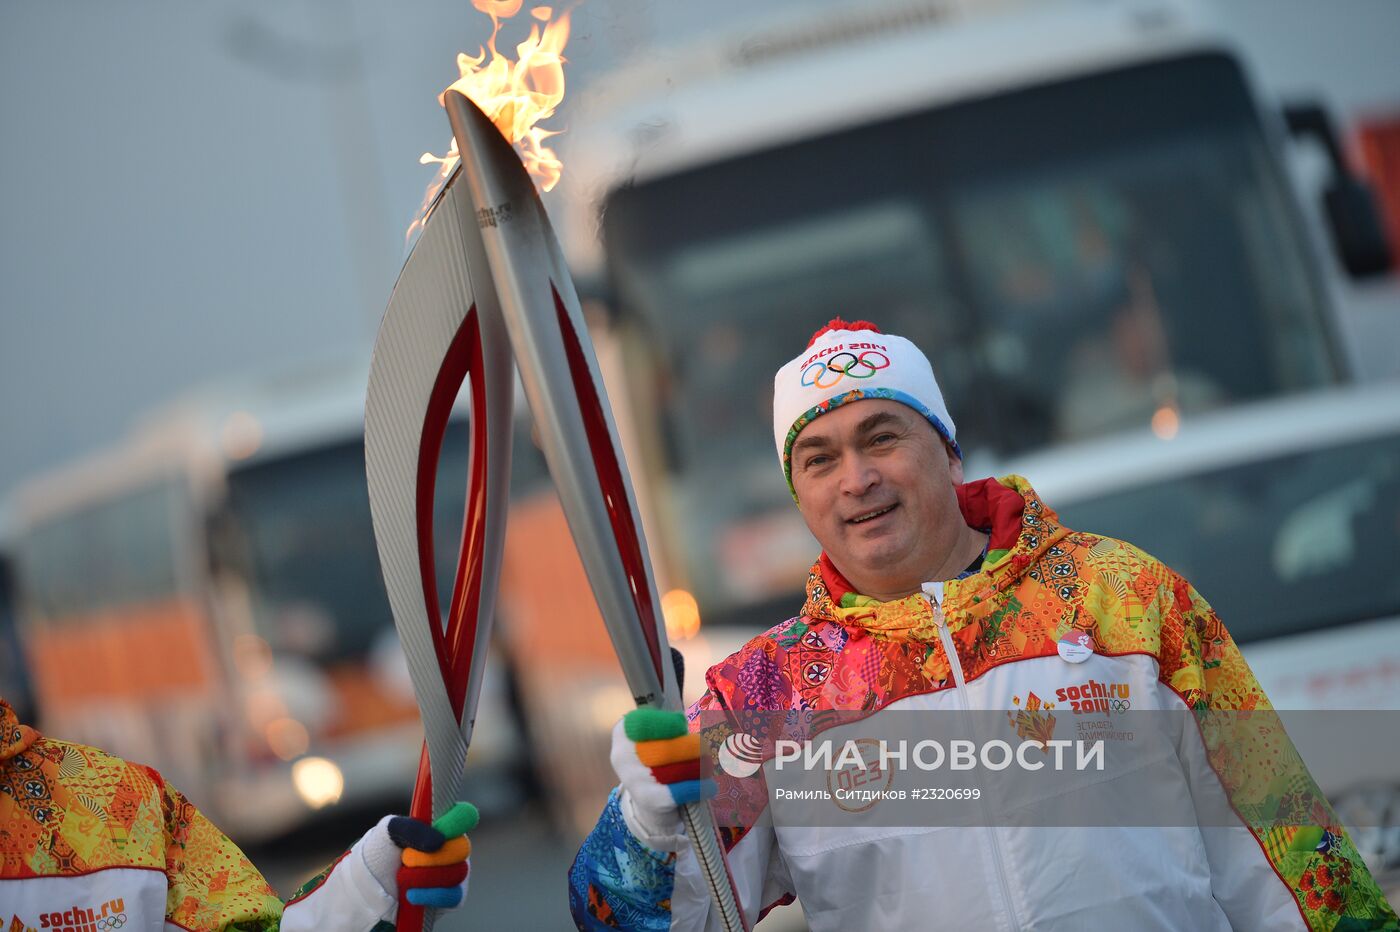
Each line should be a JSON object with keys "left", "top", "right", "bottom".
{"left": 568, "top": 319, "right": 1397, "bottom": 932}
{"left": 787, "top": 400, "right": 984, "bottom": 600}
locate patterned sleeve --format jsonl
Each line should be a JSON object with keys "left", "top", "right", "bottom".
{"left": 568, "top": 786, "right": 679, "bottom": 931}
{"left": 153, "top": 768, "right": 284, "bottom": 931}
{"left": 568, "top": 687, "right": 733, "bottom": 931}
{"left": 1161, "top": 574, "right": 1398, "bottom": 931}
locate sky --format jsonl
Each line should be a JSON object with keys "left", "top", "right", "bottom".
{"left": 0, "top": 0, "right": 844, "bottom": 508}
{"left": 3, "top": 0, "right": 1399, "bottom": 508}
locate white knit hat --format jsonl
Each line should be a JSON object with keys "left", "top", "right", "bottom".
{"left": 773, "top": 319, "right": 959, "bottom": 497}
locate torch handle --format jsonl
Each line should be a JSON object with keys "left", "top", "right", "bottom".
{"left": 680, "top": 801, "right": 749, "bottom": 932}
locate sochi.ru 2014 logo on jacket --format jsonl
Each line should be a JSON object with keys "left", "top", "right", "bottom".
{"left": 1055, "top": 679, "right": 1131, "bottom": 715}
{"left": 22, "top": 897, "right": 127, "bottom": 932}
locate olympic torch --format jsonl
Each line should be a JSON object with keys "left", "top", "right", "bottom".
{"left": 443, "top": 89, "right": 751, "bottom": 931}
{"left": 364, "top": 160, "right": 515, "bottom": 932}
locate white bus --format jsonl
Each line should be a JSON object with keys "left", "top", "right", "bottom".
{"left": 5, "top": 357, "right": 540, "bottom": 842}
{"left": 488, "top": 0, "right": 1400, "bottom": 835}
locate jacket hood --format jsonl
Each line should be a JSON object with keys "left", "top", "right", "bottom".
{"left": 802, "top": 475, "right": 1073, "bottom": 624}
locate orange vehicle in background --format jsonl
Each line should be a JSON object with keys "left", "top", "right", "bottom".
{"left": 4, "top": 358, "right": 531, "bottom": 843}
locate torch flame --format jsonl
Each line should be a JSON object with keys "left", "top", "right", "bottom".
{"left": 409, "top": 1, "right": 571, "bottom": 240}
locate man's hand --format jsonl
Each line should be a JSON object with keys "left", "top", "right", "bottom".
{"left": 610, "top": 708, "right": 716, "bottom": 851}
{"left": 362, "top": 801, "right": 477, "bottom": 915}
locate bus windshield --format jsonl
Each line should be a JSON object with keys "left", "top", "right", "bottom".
{"left": 222, "top": 420, "right": 550, "bottom": 664}
{"left": 601, "top": 52, "right": 1341, "bottom": 623}
{"left": 17, "top": 478, "right": 184, "bottom": 625}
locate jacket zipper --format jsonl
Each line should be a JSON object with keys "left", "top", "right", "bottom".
{"left": 922, "top": 581, "right": 1021, "bottom": 932}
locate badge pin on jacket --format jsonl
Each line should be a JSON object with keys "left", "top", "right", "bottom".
{"left": 1057, "top": 631, "right": 1096, "bottom": 664}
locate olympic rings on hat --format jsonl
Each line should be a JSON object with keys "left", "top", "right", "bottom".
{"left": 800, "top": 351, "right": 890, "bottom": 389}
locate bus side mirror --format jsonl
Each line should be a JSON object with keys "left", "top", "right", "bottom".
{"left": 1284, "top": 102, "right": 1394, "bottom": 280}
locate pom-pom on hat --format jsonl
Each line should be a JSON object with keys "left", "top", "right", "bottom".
{"left": 773, "top": 318, "right": 959, "bottom": 499}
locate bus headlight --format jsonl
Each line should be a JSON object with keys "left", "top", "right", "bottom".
{"left": 291, "top": 756, "right": 344, "bottom": 809}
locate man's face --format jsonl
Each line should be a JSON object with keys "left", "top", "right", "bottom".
{"left": 790, "top": 399, "right": 965, "bottom": 596}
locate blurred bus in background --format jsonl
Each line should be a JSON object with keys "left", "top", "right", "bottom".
{"left": 4, "top": 358, "right": 542, "bottom": 842}
{"left": 498, "top": 0, "right": 1400, "bottom": 835}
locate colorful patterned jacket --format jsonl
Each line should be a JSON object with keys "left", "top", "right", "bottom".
{"left": 569, "top": 475, "right": 1398, "bottom": 931}
{"left": 0, "top": 699, "right": 405, "bottom": 931}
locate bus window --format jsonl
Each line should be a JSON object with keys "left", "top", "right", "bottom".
{"left": 1053, "top": 429, "right": 1400, "bottom": 646}
{"left": 220, "top": 417, "right": 552, "bottom": 667}
{"left": 951, "top": 125, "right": 1328, "bottom": 444}
{"left": 224, "top": 439, "right": 400, "bottom": 664}
{"left": 19, "top": 480, "right": 183, "bottom": 627}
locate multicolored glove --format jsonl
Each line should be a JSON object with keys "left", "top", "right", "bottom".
{"left": 361, "top": 801, "right": 477, "bottom": 921}
{"left": 609, "top": 708, "right": 715, "bottom": 851}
